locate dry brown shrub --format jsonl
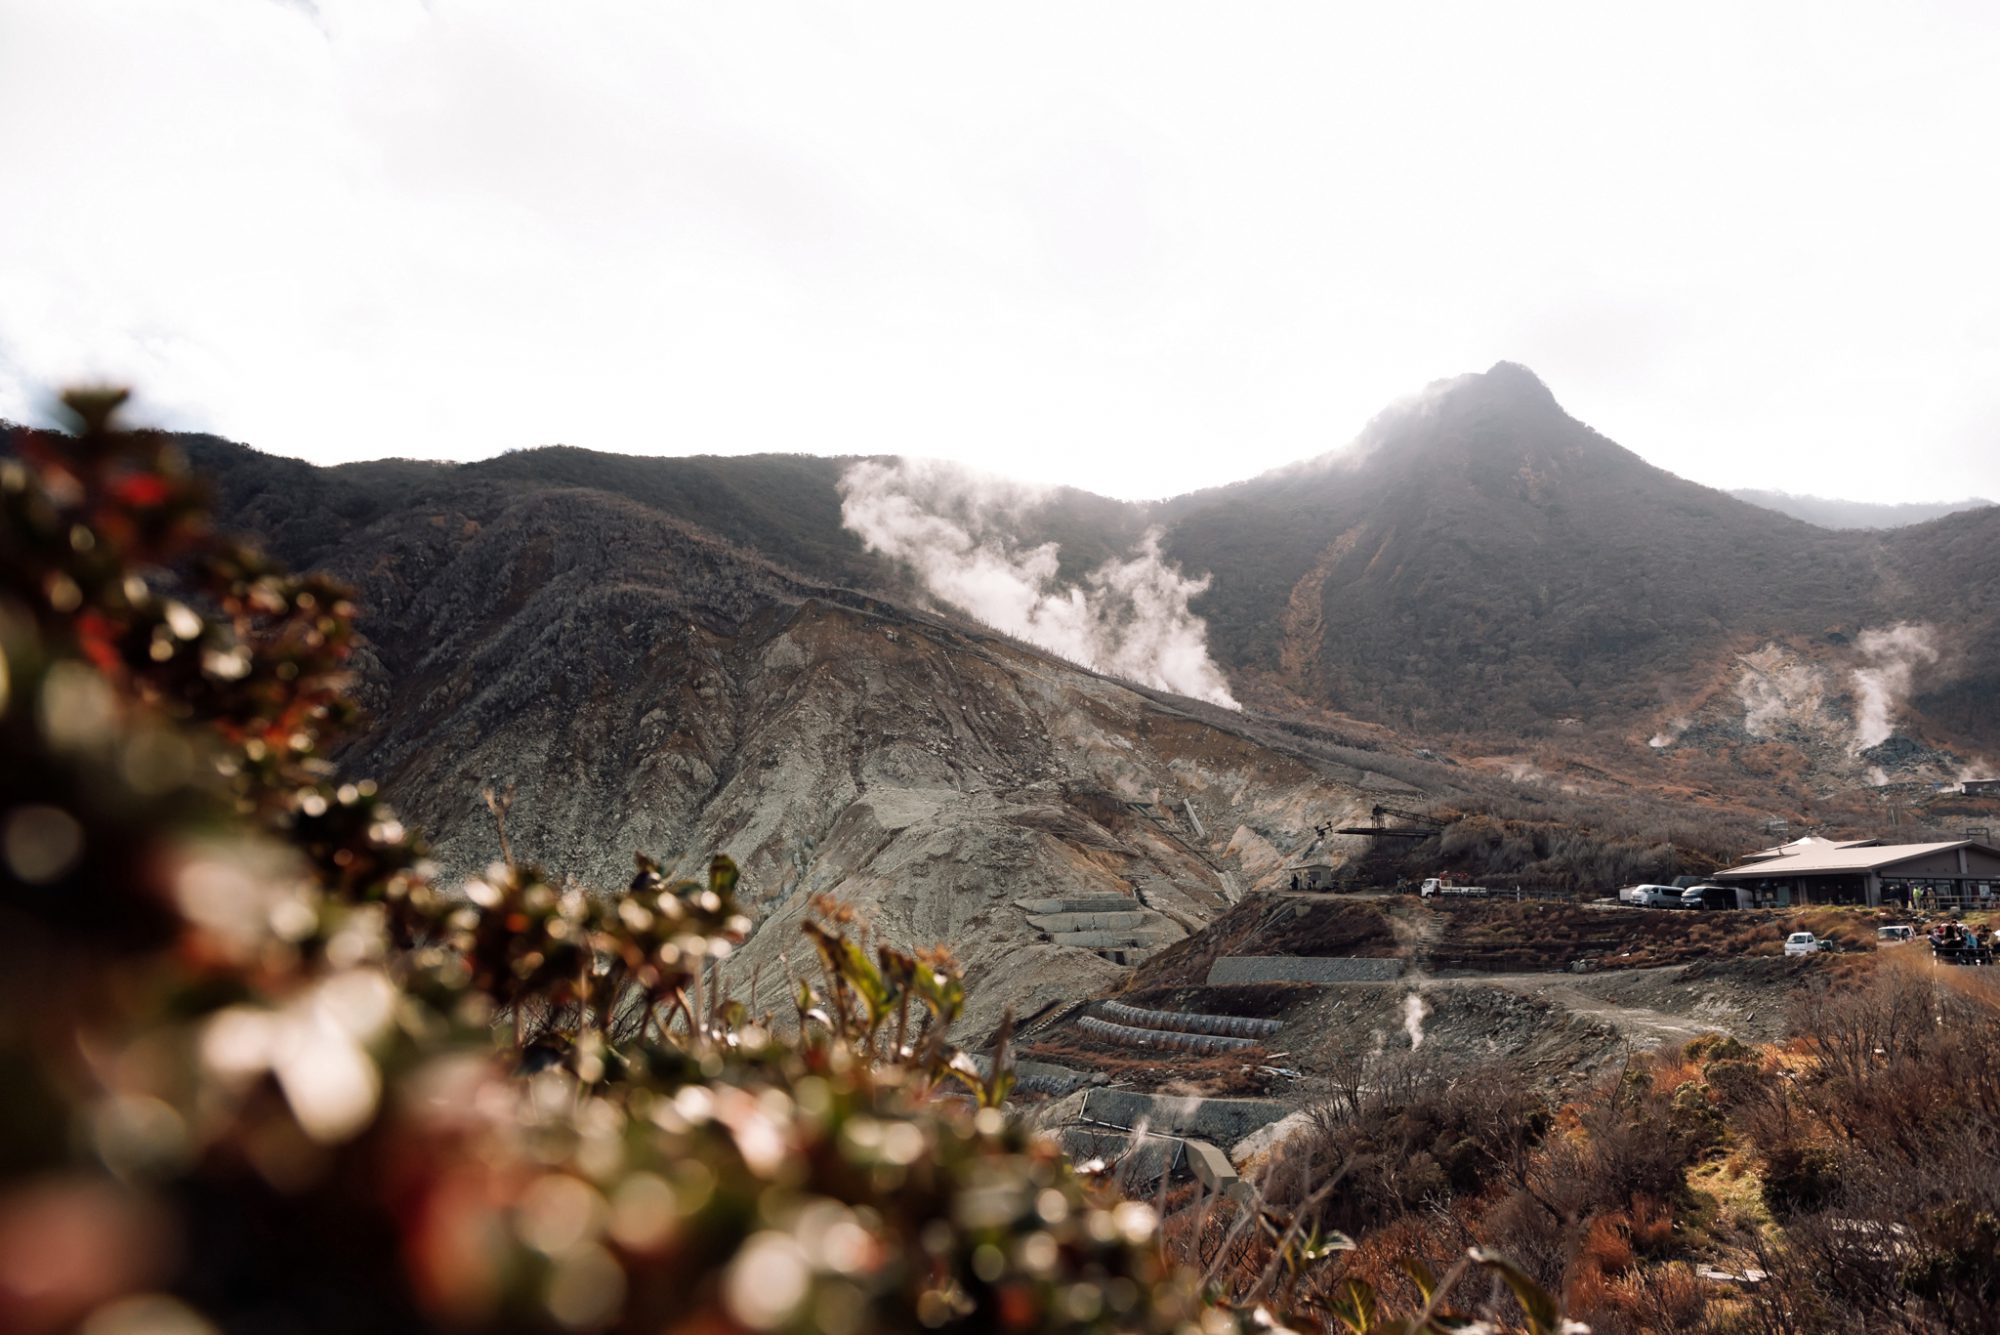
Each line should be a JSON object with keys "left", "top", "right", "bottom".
{"left": 1627, "top": 1194, "right": 1676, "bottom": 1255}
{"left": 1650, "top": 1056, "right": 1702, "bottom": 1096}
{"left": 1579, "top": 1213, "right": 1637, "bottom": 1277}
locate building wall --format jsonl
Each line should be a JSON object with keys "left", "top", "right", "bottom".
{"left": 1721, "top": 846, "right": 2000, "bottom": 907}
{"left": 1731, "top": 874, "right": 1869, "bottom": 907}
{"left": 1964, "top": 847, "right": 2000, "bottom": 878}
{"left": 1882, "top": 850, "right": 1974, "bottom": 878}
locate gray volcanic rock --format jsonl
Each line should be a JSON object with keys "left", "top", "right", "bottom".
{"left": 202, "top": 467, "right": 1410, "bottom": 1035}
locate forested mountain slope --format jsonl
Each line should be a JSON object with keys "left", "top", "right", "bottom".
{"left": 1162, "top": 364, "right": 1880, "bottom": 734}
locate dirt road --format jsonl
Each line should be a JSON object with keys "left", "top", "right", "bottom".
{"left": 1475, "top": 971, "right": 1723, "bottom": 1047}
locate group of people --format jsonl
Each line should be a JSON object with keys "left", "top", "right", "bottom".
{"left": 1928, "top": 920, "right": 1999, "bottom": 962}
{"left": 1906, "top": 883, "right": 1997, "bottom": 910}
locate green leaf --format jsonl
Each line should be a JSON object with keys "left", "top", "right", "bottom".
{"left": 912, "top": 961, "right": 964, "bottom": 1024}
{"left": 942, "top": 1051, "right": 986, "bottom": 1096}
{"left": 1298, "top": 1225, "right": 1356, "bottom": 1263}
{"left": 1467, "top": 1247, "right": 1562, "bottom": 1334}
{"left": 840, "top": 938, "right": 892, "bottom": 1025}
{"left": 1327, "top": 1277, "right": 1379, "bottom": 1333}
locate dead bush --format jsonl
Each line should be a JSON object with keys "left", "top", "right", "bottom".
{"left": 1740, "top": 962, "right": 2000, "bottom": 1331}
{"left": 1258, "top": 1060, "right": 1547, "bottom": 1237}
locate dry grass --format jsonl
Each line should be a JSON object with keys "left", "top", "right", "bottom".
{"left": 1420, "top": 900, "right": 1918, "bottom": 973}
{"left": 1685, "top": 1151, "right": 1775, "bottom": 1244}
{"left": 1119, "top": 982, "right": 1315, "bottom": 1019}
{"left": 1425, "top": 901, "right": 1789, "bottom": 971}
{"left": 1018, "top": 1033, "right": 1274, "bottom": 1097}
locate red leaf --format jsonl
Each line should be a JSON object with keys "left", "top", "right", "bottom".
{"left": 111, "top": 473, "right": 173, "bottom": 508}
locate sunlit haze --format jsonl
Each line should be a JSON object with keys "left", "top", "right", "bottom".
{"left": 3, "top": 1, "right": 1997, "bottom": 502}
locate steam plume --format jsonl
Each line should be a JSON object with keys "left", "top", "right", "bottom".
{"left": 839, "top": 459, "right": 1240, "bottom": 708}
{"left": 1648, "top": 716, "right": 1691, "bottom": 749}
{"left": 1732, "top": 650, "right": 1826, "bottom": 738}
{"left": 1850, "top": 622, "right": 1939, "bottom": 751}
{"left": 1402, "top": 991, "right": 1428, "bottom": 1050}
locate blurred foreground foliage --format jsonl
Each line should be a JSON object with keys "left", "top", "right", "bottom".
{"left": 0, "top": 397, "right": 1565, "bottom": 1334}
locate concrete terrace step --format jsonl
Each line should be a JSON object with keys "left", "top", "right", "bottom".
{"left": 1081, "top": 1089, "right": 1289, "bottom": 1146}
{"left": 1183, "top": 1139, "right": 1245, "bottom": 1198}
{"left": 1026, "top": 910, "right": 1159, "bottom": 933}
{"left": 1207, "top": 955, "right": 1404, "bottom": 985}
{"left": 1014, "top": 896, "right": 1139, "bottom": 915}
{"left": 1076, "top": 1015, "right": 1261, "bottom": 1053}
{"left": 1053, "top": 926, "right": 1182, "bottom": 950}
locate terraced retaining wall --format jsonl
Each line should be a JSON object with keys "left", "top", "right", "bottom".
{"left": 1075, "top": 1015, "right": 1260, "bottom": 1053}
{"left": 1096, "top": 1000, "right": 1282, "bottom": 1040}
{"left": 1080, "top": 1089, "right": 1288, "bottom": 1146}
{"left": 969, "top": 1055, "right": 1103, "bottom": 1097}
{"left": 1027, "top": 911, "right": 1159, "bottom": 933}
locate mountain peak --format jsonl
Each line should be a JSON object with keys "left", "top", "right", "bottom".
{"left": 1471, "top": 360, "right": 1560, "bottom": 412}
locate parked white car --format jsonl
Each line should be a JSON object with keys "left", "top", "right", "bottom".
{"left": 1876, "top": 924, "right": 1916, "bottom": 945}
{"left": 1785, "top": 931, "right": 1824, "bottom": 956}
{"left": 1627, "top": 884, "right": 1684, "bottom": 908}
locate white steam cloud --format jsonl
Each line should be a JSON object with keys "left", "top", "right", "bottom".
{"left": 1732, "top": 648, "right": 1827, "bottom": 739}
{"left": 1850, "top": 622, "right": 1940, "bottom": 752}
{"left": 839, "top": 459, "right": 1240, "bottom": 708}
{"left": 1402, "top": 990, "right": 1429, "bottom": 1050}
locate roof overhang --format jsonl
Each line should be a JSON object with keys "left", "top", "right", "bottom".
{"left": 1713, "top": 840, "right": 2000, "bottom": 880}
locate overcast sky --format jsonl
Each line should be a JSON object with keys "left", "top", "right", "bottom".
{"left": 3, "top": 1, "right": 1997, "bottom": 503}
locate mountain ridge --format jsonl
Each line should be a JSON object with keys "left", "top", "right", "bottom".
{"left": 19, "top": 368, "right": 1996, "bottom": 1030}
{"left": 1727, "top": 487, "right": 1997, "bottom": 531}
{"left": 53, "top": 363, "right": 2000, "bottom": 786}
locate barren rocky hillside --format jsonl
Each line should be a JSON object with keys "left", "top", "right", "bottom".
{"left": 184, "top": 462, "right": 1442, "bottom": 1032}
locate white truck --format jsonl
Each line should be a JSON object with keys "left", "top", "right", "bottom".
{"left": 1420, "top": 878, "right": 1493, "bottom": 899}
{"left": 1784, "top": 931, "right": 1824, "bottom": 956}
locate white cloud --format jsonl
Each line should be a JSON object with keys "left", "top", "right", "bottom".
{"left": 2, "top": 1, "right": 1998, "bottom": 502}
